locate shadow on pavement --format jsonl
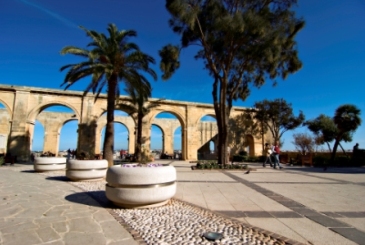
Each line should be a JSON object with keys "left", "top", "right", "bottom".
{"left": 283, "top": 166, "right": 365, "bottom": 174}
{"left": 65, "top": 191, "right": 111, "bottom": 208}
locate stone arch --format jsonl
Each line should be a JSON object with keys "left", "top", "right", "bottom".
{"left": 148, "top": 110, "right": 185, "bottom": 128}
{"left": 150, "top": 124, "right": 165, "bottom": 152}
{"left": 26, "top": 104, "right": 80, "bottom": 155}
{"left": 27, "top": 101, "right": 80, "bottom": 124}
{"left": 195, "top": 113, "right": 216, "bottom": 124}
{"left": 0, "top": 98, "right": 12, "bottom": 116}
{"left": 150, "top": 111, "right": 185, "bottom": 156}
{"left": 56, "top": 119, "right": 79, "bottom": 137}
{"left": 95, "top": 111, "right": 135, "bottom": 154}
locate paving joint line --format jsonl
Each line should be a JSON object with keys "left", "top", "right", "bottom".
{"left": 221, "top": 170, "right": 365, "bottom": 245}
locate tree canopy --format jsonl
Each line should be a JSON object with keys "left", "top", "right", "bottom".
{"left": 60, "top": 23, "right": 157, "bottom": 166}
{"left": 161, "top": 0, "right": 304, "bottom": 164}
{"left": 253, "top": 98, "right": 305, "bottom": 144}
{"left": 305, "top": 104, "right": 361, "bottom": 162}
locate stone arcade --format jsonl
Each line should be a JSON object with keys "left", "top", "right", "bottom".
{"left": 0, "top": 84, "right": 271, "bottom": 161}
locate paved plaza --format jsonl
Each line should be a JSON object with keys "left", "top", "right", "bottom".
{"left": 1, "top": 161, "right": 365, "bottom": 244}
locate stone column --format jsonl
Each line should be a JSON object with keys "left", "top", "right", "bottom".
{"left": 185, "top": 106, "right": 201, "bottom": 160}
{"left": 43, "top": 124, "right": 61, "bottom": 155}
{"left": 7, "top": 90, "right": 31, "bottom": 161}
{"left": 77, "top": 96, "right": 97, "bottom": 158}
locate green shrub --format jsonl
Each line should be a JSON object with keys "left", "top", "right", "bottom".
{"left": 313, "top": 155, "right": 329, "bottom": 167}
{"left": 246, "top": 156, "right": 260, "bottom": 162}
{"left": 232, "top": 155, "right": 246, "bottom": 162}
{"left": 239, "top": 151, "right": 247, "bottom": 156}
{"left": 0, "top": 156, "right": 3, "bottom": 166}
{"left": 195, "top": 160, "right": 248, "bottom": 170}
{"left": 333, "top": 156, "right": 351, "bottom": 167}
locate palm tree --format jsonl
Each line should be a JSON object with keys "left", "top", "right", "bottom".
{"left": 60, "top": 23, "right": 157, "bottom": 167}
{"left": 120, "top": 82, "right": 161, "bottom": 162}
{"left": 331, "top": 104, "right": 362, "bottom": 163}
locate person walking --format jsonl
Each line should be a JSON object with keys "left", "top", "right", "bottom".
{"left": 263, "top": 143, "right": 273, "bottom": 167}
{"left": 272, "top": 141, "right": 283, "bottom": 169}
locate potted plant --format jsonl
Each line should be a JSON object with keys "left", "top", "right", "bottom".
{"left": 34, "top": 152, "right": 66, "bottom": 172}
{"left": 66, "top": 151, "right": 108, "bottom": 181}
{"left": 105, "top": 150, "right": 176, "bottom": 208}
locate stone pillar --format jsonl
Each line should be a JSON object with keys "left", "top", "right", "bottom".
{"left": 43, "top": 124, "right": 61, "bottom": 155}
{"left": 7, "top": 90, "right": 31, "bottom": 161}
{"left": 163, "top": 130, "right": 173, "bottom": 154}
{"left": 77, "top": 96, "right": 97, "bottom": 158}
{"left": 185, "top": 106, "right": 201, "bottom": 160}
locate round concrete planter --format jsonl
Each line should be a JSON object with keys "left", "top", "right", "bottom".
{"left": 106, "top": 164, "right": 176, "bottom": 208}
{"left": 34, "top": 157, "right": 66, "bottom": 172}
{"left": 66, "top": 159, "right": 108, "bottom": 181}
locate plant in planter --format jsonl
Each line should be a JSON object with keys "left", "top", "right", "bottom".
{"left": 66, "top": 151, "right": 108, "bottom": 181}
{"left": 34, "top": 152, "right": 66, "bottom": 172}
{"left": 105, "top": 152, "right": 176, "bottom": 208}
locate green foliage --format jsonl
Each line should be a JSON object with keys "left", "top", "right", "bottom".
{"left": 232, "top": 151, "right": 248, "bottom": 162}
{"left": 239, "top": 151, "right": 248, "bottom": 156}
{"left": 305, "top": 104, "right": 361, "bottom": 163}
{"left": 162, "top": 0, "right": 304, "bottom": 165}
{"left": 232, "top": 155, "right": 246, "bottom": 162}
{"left": 195, "top": 161, "right": 248, "bottom": 170}
{"left": 245, "top": 156, "right": 261, "bottom": 162}
{"left": 305, "top": 114, "right": 338, "bottom": 151}
{"left": 60, "top": 23, "right": 157, "bottom": 167}
{"left": 254, "top": 98, "right": 305, "bottom": 142}
{"left": 333, "top": 156, "right": 351, "bottom": 167}
{"left": 159, "top": 45, "right": 180, "bottom": 80}
{"left": 312, "top": 155, "right": 329, "bottom": 167}
{"left": 0, "top": 156, "right": 3, "bottom": 166}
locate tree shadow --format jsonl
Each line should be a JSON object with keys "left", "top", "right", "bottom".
{"left": 283, "top": 166, "right": 365, "bottom": 174}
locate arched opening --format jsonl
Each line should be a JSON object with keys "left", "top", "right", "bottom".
{"left": 32, "top": 121, "right": 44, "bottom": 154}
{"left": 152, "top": 112, "right": 182, "bottom": 160}
{"left": 59, "top": 120, "right": 78, "bottom": 152}
{"left": 0, "top": 102, "right": 10, "bottom": 154}
{"left": 33, "top": 105, "right": 78, "bottom": 156}
{"left": 150, "top": 125, "right": 163, "bottom": 159}
{"left": 98, "top": 110, "right": 132, "bottom": 159}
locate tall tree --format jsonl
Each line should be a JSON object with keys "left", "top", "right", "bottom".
{"left": 331, "top": 104, "right": 362, "bottom": 162}
{"left": 160, "top": 0, "right": 304, "bottom": 165}
{"left": 253, "top": 98, "right": 305, "bottom": 143}
{"left": 60, "top": 24, "right": 157, "bottom": 167}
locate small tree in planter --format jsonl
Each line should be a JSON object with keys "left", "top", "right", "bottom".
{"left": 66, "top": 151, "right": 108, "bottom": 181}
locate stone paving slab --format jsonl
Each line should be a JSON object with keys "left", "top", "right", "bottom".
{"left": 0, "top": 168, "right": 138, "bottom": 245}
{"left": 175, "top": 161, "right": 365, "bottom": 245}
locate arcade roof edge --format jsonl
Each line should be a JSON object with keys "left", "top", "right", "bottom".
{"left": 0, "top": 84, "right": 249, "bottom": 111}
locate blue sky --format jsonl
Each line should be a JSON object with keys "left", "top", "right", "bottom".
{"left": 1, "top": 0, "right": 364, "bottom": 152}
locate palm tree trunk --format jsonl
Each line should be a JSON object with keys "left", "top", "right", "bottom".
{"left": 103, "top": 79, "right": 116, "bottom": 167}
{"left": 134, "top": 112, "right": 143, "bottom": 162}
